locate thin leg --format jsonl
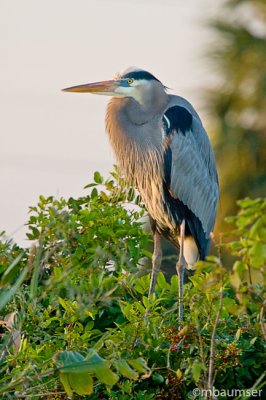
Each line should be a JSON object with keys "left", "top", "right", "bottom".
{"left": 176, "top": 220, "right": 187, "bottom": 323}
{"left": 148, "top": 231, "right": 162, "bottom": 298}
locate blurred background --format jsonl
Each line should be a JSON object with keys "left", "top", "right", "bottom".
{"left": 0, "top": 0, "right": 265, "bottom": 247}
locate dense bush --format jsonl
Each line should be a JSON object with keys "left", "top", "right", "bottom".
{"left": 0, "top": 171, "right": 265, "bottom": 399}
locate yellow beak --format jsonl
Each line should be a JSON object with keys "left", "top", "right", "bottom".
{"left": 62, "top": 80, "right": 119, "bottom": 94}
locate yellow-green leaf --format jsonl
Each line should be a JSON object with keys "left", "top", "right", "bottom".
{"left": 68, "top": 372, "right": 93, "bottom": 395}
{"left": 114, "top": 359, "right": 138, "bottom": 380}
{"left": 59, "top": 373, "right": 73, "bottom": 398}
{"left": 128, "top": 358, "right": 149, "bottom": 373}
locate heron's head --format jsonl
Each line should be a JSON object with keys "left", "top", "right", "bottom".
{"left": 63, "top": 67, "right": 167, "bottom": 108}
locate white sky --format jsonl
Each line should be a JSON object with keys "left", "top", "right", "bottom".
{"left": 0, "top": 0, "right": 223, "bottom": 245}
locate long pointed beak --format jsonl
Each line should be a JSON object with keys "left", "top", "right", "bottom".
{"left": 62, "top": 80, "right": 118, "bottom": 94}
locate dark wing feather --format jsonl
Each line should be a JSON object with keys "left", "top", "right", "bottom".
{"left": 163, "top": 105, "right": 219, "bottom": 257}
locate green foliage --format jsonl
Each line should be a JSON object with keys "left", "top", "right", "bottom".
{"left": 0, "top": 172, "right": 265, "bottom": 399}
{"left": 54, "top": 349, "right": 119, "bottom": 396}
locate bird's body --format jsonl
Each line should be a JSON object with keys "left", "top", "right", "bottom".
{"left": 105, "top": 83, "right": 218, "bottom": 266}
{"left": 63, "top": 67, "right": 219, "bottom": 322}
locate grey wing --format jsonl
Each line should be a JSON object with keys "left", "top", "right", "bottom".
{"left": 164, "top": 105, "right": 219, "bottom": 238}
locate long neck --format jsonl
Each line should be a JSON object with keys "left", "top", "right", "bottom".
{"left": 105, "top": 97, "right": 166, "bottom": 181}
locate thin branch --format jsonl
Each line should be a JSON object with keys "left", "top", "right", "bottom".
{"left": 247, "top": 263, "right": 253, "bottom": 285}
{"left": 166, "top": 345, "right": 171, "bottom": 369}
{"left": 14, "top": 392, "right": 66, "bottom": 398}
{"left": 259, "top": 302, "right": 266, "bottom": 341}
{"left": 197, "top": 323, "right": 207, "bottom": 386}
{"left": 208, "top": 284, "right": 224, "bottom": 398}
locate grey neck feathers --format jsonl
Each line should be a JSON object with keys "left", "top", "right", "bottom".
{"left": 106, "top": 96, "right": 167, "bottom": 183}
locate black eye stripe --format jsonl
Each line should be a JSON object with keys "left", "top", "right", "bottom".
{"left": 122, "top": 70, "right": 160, "bottom": 82}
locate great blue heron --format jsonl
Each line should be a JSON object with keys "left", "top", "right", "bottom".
{"left": 63, "top": 67, "right": 219, "bottom": 321}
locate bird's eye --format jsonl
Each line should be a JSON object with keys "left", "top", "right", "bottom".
{"left": 127, "top": 78, "right": 134, "bottom": 85}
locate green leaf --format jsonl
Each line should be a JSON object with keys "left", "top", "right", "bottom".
{"left": 84, "top": 183, "right": 97, "bottom": 188}
{"left": 176, "top": 369, "right": 182, "bottom": 380}
{"left": 250, "top": 337, "right": 257, "bottom": 345}
{"left": 233, "top": 261, "right": 248, "bottom": 274}
{"left": 58, "top": 352, "right": 93, "bottom": 396}
{"left": 248, "top": 243, "right": 266, "bottom": 268}
{"left": 235, "top": 328, "right": 241, "bottom": 340}
{"left": 142, "top": 296, "right": 149, "bottom": 309}
{"left": 94, "top": 171, "right": 104, "bottom": 184}
{"left": 59, "top": 372, "right": 73, "bottom": 397}
{"left": 156, "top": 271, "right": 169, "bottom": 290}
{"left": 128, "top": 358, "right": 149, "bottom": 374}
{"left": 114, "top": 359, "right": 138, "bottom": 380}
{"left": 91, "top": 188, "right": 98, "bottom": 199}
{"left": 55, "top": 351, "right": 84, "bottom": 371}
{"left": 135, "top": 302, "right": 145, "bottom": 314}
{"left": 249, "top": 218, "right": 263, "bottom": 239}
{"left": 94, "top": 365, "right": 119, "bottom": 385}
{"left": 29, "top": 226, "right": 40, "bottom": 239}
{"left": 191, "top": 361, "right": 206, "bottom": 383}
{"left": 230, "top": 261, "right": 247, "bottom": 290}
{"left": 152, "top": 373, "right": 164, "bottom": 383}
{"left": 170, "top": 274, "right": 178, "bottom": 294}
{"left": 134, "top": 275, "right": 150, "bottom": 295}
{"left": 85, "top": 350, "right": 119, "bottom": 385}
{"left": 85, "top": 321, "right": 94, "bottom": 331}
{"left": 68, "top": 372, "right": 93, "bottom": 396}
{"left": 54, "top": 350, "right": 119, "bottom": 393}
{"left": 100, "top": 191, "right": 109, "bottom": 201}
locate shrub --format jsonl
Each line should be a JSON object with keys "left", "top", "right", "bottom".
{"left": 0, "top": 172, "right": 265, "bottom": 399}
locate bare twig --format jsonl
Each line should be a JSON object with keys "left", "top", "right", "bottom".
{"left": 207, "top": 284, "right": 224, "bottom": 399}
{"left": 197, "top": 323, "right": 207, "bottom": 386}
{"left": 259, "top": 302, "right": 266, "bottom": 341}
{"left": 14, "top": 391, "right": 66, "bottom": 398}
{"left": 166, "top": 345, "right": 171, "bottom": 369}
{"left": 247, "top": 263, "right": 253, "bottom": 285}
